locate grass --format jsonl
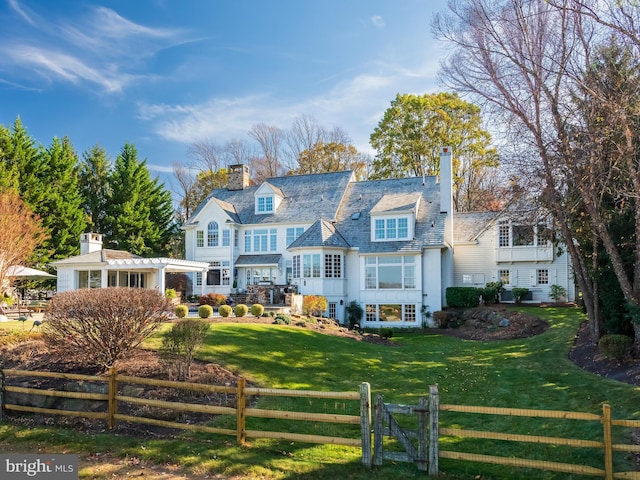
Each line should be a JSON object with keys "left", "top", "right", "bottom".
{"left": 1, "top": 306, "right": 640, "bottom": 479}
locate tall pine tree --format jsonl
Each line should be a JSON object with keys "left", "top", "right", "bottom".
{"left": 40, "top": 137, "right": 86, "bottom": 261}
{"left": 105, "top": 143, "right": 176, "bottom": 256}
{"left": 78, "top": 144, "right": 112, "bottom": 236}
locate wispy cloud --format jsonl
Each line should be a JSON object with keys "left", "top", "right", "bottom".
{"left": 0, "top": 1, "right": 186, "bottom": 93}
{"left": 371, "top": 15, "right": 385, "bottom": 28}
{"left": 7, "top": 0, "right": 34, "bottom": 25}
{"left": 139, "top": 58, "right": 441, "bottom": 154}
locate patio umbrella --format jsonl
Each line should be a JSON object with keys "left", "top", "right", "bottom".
{"left": 7, "top": 265, "right": 56, "bottom": 279}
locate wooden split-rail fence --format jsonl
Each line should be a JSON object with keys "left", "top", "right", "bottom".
{"left": 0, "top": 367, "right": 373, "bottom": 466}
{"left": 2, "top": 370, "right": 640, "bottom": 478}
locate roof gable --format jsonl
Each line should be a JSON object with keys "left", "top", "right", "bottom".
{"left": 288, "top": 219, "right": 350, "bottom": 249}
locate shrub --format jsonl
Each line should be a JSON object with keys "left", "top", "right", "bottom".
{"left": 234, "top": 304, "right": 249, "bottom": 317}
{"left": 549, "top": 284, "right": 567, "bottom": 302}
{"left": 42, "top": 288, "right": 172, "bottom": 369}
{"left": 303, "top": 295, "right": 328, "bottom": 316}
{"left": 218, "top": 304, "right": 233, "bottom": 317}
{"left": 446, "top": 287, "right": 481, "bottom": 308}
{"left": 599, "top": 334, "right": 633, "bottom": 361}
{"left": 159, "top": 319, "right": 210, "bottom": 380}
{"left": 483, "top": 281, "right": 504, "bottom": 303}
{"left": 165, "top": 288, "right": 177, "bottom": 299}
{"left": 198, "top": 293, "right": 227, "bottom": 307}
{"left": 272, "top": 313, "right": 292, "bottom": 325}
{"left": 251, "top": 304, "right": 264, "bottom": 317}
{"left": 346, "top": 301, "right": 364, "bottom": 328}
{"left": 174, "top": 304, "right": 188, "bottom": 318}
{"left": 512, "top": 288, "right": 530, "bottom": 304}
{"left": 198, "top": 305, "right": 213, "bottom": 318}
{"left": 379, "top": 328, "right": 394, "bottom": 339}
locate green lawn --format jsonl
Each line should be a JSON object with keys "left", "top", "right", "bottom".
{"left": 1, "top": 306, "right": 640, "bottom": 479}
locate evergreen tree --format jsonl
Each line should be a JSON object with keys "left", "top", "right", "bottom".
{"left": 78, "top": 144, "right": 112, "bottom": 235}
{"left": 105, "top": 143, "right": 176, "bottom": 256}
{"left": 38, "top": 137, "right": 86, "bottom": 261}
{"left": 0, "top": 124, "right": 19, "bottom": 191}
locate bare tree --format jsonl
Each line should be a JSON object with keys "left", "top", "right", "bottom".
{"left": 188, "top": 138, "right": 223, "bottom": 172}
{"left": 248, "top": 123, "right": 285, "bottom": 179}
{"left": 434, "top": 0, "right": 603, "bottom": 338}
{"left": 223, "top": 138, "right": 253, "bottom": 166}
{"left": 284, "top": 115, "right": 326, "bottom": 171}
{"left": 0, "top": 190, "right": 48, "bottom": 295}
{"left": 171, "top": 162, "right": 197, "bottom": 223}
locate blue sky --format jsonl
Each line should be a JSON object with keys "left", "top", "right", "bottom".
{"left": 0, "top": 0, "right": 449, "bottom": 184}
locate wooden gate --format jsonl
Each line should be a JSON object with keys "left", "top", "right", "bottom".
{"left": 373, "top": 385, "right": 438, "bottom": 475}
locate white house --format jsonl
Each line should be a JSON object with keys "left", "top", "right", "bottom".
{"left": 50, "top": 233, "right": 210, "bottom": 294}
{"left": 183, "top": 148, "right": 575, "bottom": 327}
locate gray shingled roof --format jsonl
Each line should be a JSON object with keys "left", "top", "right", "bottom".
{"left": 453, "top": 212, "right": 501, "bottom": 243}
{"left": 187, "top": 170, "right": 354, "bottom": 225}
{"left": 51, "top": 249, "right": 140, "bottom": 265}
{"left": 333, "top": 176, "right": 445, "bottom": 254}
{"left": 235, "top": 254, "right": 282, "bottom": 266}
{"left": 288, "top": 219, "right": 351, "bottom": 249}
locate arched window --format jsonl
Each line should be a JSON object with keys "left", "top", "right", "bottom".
{"left": 207, "top": 221, "right": 219, "bottom": 247}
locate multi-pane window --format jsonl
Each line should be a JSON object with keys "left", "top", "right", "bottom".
{"left": 499, "top": 221, "right": 551, "bottom": 247}
{"left": 234, "top": 229, "right": 239, "bottom": 247}
{"left": 245, "top": 231, "right": 251, "bottom": 252}
{"left": 328, "top": 303, "right": 337, "bottom": 319}
{"left": 499, "top": 269, "right": 510, "bottom": 285}
{"left": 222, "top": 229, "right": 230, "bottom": 247}
{"left": 537, "top": 269, "right": 549, "bottom": 285}
{"left": 286, "top": 227, "right": 305, "bottom": 246}
{"left": 366, "top": 305, "right": 377, "bottom": 322}
{"left": 324, "top": 254, "right": 342, "bottom": 278}
{"left": 270, "top": 229, "right": 277, "bottom": 251}
{"left": 254, "top": 229, "right": 268, "bottom": 252}
{"left": 374, "top": 216, "right": 410, "bottom": 240}
{"left": 293, "top": 255, "right": 300, "bottom": 278}
{"left": 404, "top": 305, "right": 416, "bottom": 323}
{"left": 498, "top": 223, "right": 510, "bottom": 247}
{"left": 365, "top": 256, "right": 416, "bottom": 289}
{"left": 257, "top": 196, "right": 273, "bottom": 213}
{"left": 79, "top": 270, "right": 101, "bottom": 289}
{"left": 207, "top": 261, "right": 230, "bottom": 286}
{"left": 364, "top": 304, "right": 417, "bottom": 323}
{"left": 207, "top": 221, "right": 219, "bottom": 247}
{"left": 302, "top": 254, "right": 321, "bottom": 278}
{"left": 196, "top": 231, "right": 204, "bottom": 248}
{"left": 195, "top": 272, "right": 202, "bottom": 287}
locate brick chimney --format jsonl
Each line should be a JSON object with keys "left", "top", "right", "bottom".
{"left": 228, "top": 164, "right": 250, "bottom": 190}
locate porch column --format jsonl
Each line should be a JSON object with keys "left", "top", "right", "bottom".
{"left": 158, "top": 266, "right": 166, "bottom": 293}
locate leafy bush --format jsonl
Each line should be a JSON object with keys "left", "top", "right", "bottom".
{"left": 174, "top": 304, "right": 188, "bottom": 318}
{"left": 446, "top": 287, "right": 481, "bottom": 308}
{"left": 198, "top": 293, "right": 227, "bottom": 307}
{"left": 512, "top": 288, "right": 530, "bottom": 303}
{"left": 599, "top": 334, "right": 632, "bottom": 361}
{"left": 483, "top": 281, "right": 504, "bottom": 304}
{"left": 303, "top": 295, "right": 328, "bottom": 316}
{"left": 218, "top": 304, "right": 232, "bottom": 317}
{"left": 234, "top": 304, "right": 248, "bottom": 317}
{"left": 165, "top": 288, "right": 177, "bottom": 299}
{"left": 272, "top": 313, "right": 292, "bottom": 325}
{"left": 251, "top": 304, "right": 264, "bottom": 317}
{"left": 346, "top": 301, "right": 364, "bottom": 328}
{"left": 159, "top": 319, "right": 210, "bottom": 380}
{"left": 379, "top": 328, "right": 394, "bottom": 339}
{"left": 42, "top": 288, "right": 172, "bottom": 369}
{"left": 549, "top": 284, "right": 567, "bottom": 302}
{"left": 198, "top": 305, "right": 213, "bottom": 318}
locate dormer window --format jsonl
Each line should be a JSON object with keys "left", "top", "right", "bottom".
{"left": 254, "top": 182, "right": 284, "bottom": 214}
{"left": 257, "top": 195, "right": 274, "bottom": 213}
{"left": 373, "top": 216, "right": 411, "bottom": 241}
